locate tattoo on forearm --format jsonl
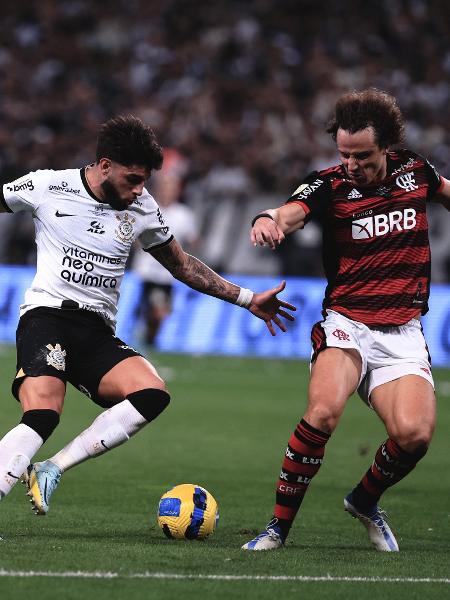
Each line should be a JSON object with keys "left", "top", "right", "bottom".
{"left": 174, "top": 254, "right": 239, "bottom": 302}
{"left": 150, "top": 242, "right": 239, "bottom": 303}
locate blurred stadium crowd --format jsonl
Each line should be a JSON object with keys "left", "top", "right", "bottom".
{"left": 1, "top": 0, "right": 450, "bottom": 280}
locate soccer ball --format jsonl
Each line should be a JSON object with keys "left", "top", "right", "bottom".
{"left": 157, "top": 483, "right": 219, "bottom": 540}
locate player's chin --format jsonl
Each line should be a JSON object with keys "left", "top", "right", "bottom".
{"left": 116, "top": 199, "right": 133, "bottom": 211}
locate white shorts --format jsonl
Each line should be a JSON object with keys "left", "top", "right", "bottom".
{"left": 311, "top": 309, "right": 434, "bottom": 407}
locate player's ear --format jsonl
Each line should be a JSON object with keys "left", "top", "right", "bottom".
{"left": 99, "top": 158, "right": 111, "bottom": 175}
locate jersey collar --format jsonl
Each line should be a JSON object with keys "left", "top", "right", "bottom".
{"left": 80, "top": 165, "right": 104, "bottom": 202}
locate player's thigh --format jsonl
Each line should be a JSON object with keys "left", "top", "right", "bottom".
{"left": 13, "top": 308, "right": 69, "bottom": 413}
{"left": 97, "top": 355, "right": 166, "bottom": 403}
{"left": 18, "top": 375, "right": 66, "bottom": 413}
{"left": 370, "top": 375, "right": 436, "bottom": 449}
{"left": 305, "top": 347, "right": 362, "bottom": 432}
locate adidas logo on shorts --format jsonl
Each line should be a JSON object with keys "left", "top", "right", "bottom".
{"left": 348, "top": 188, "right": 363, "bottom": 199}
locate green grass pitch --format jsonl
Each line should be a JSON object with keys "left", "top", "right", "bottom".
{"left": 0, "top": 345, "right": 449, "bottom": 599}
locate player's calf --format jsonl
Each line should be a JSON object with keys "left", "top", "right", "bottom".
{"left": 0, "top": 409, "right": 59, "bottom": 500}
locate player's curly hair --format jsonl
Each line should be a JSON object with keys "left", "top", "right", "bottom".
{"left": 96, "top": 115, "right": 163, "bottom": 171}
{"left": 326, "top": 88, "right": 405, "bottom": 149}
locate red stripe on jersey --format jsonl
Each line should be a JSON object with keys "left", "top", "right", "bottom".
{"left": 330, "top": 276, "right": 428, "bottom": 298}
{"left": 320, "top": 150, "right": 436, "bottom": 325}
{"left": 330, "top": 304, "right": 421, "bottom": 325}
{"left": 289, "top": 200, "right": 310, "bottom": 216}
{"left": 287, "top": 150, "right": 439, "bottom": 326}
{"left": 340, "top": 245, "right": 429, "bottom": 273}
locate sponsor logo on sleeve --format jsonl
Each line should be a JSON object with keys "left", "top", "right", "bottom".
{"left": 292, "top": 178, "right": 323, "bottom": 200}
{"left": 156, "top": 207, "right": 169, "bottom": 235}
{"left": 6, "top": 179, "right": 34, "bottom": 193}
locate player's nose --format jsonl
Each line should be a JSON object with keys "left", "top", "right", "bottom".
{"left": 347, "top": 157, "right": 358, "bottom": 171}
{"left": 132, "top": 183, "right": 144, "bottom": 196}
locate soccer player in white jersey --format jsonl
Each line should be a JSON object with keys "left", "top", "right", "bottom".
{"left": 0, "top": 115, "right": 295, "bottom": 515}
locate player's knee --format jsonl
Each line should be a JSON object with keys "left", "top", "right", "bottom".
{"left": 303, "top": 405, "right": 339, "bottom": 434}
{"left": 305, "top": 393, "right": 342, "bottom": 433}
{"left": 20, "top": 409, "right": 60, "bottom": 442}
{"left": 127, "top": 388, "right": 170, "bottom": 423}
{"left": 392, "top": 421, "right": 434, "bottom": 454}
{"left": 18, "top": 376, "right": 65, "bottom": 412}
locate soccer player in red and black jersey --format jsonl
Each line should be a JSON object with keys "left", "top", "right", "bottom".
{"left": 242, "top": 88, "right": 450, "bottom": 552}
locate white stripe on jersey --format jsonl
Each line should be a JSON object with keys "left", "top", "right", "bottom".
{"left": 3, "top": 168, "right": 173, "bottom": 328}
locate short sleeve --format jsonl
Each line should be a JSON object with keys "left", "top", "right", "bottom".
{"left": 139, "top": 203, "right": 174, "bottom": 250}
{"left": 423, "top": 158, "right": 444, "bottom": 199}
{"left": 285, "top": 171, "right": 331, "bottom": 221}
{"left": 2, "top": 170, "right": 53, "bottom": 213}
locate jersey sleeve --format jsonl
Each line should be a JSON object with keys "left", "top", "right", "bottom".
{"left": 2, "top": 170, "right": 53, "bottom": 213}
{"left": 285, "top": 171, "right": 331, "bottom": 221}
{"left": 422, "top": 157, "right": 444, "bottom": 199}
{"left": 139, "top": 199, "right": 174, "bottom": 250}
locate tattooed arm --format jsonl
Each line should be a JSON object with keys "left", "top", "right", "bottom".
{"left": 149, "top": 238, "right": 240, "bottom": 302}
{"left": 148, "top": 237, "right": 296, "bottom": 335}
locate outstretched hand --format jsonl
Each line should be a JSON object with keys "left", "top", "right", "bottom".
{"left": 248, "top": 280, "right": 296, "bottom": 336}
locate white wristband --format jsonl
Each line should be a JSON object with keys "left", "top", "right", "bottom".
{"left": 235, "top": 287, "right": 254, "bottom": 308}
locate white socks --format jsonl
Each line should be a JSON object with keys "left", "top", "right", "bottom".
{"left": 49, "top": 399, "right": 148, "bottom": 472}
{"left": 0, "top": 424, "right": 43, "bottom": 498}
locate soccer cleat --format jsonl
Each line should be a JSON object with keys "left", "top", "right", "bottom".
{"left": 344, "top": 493, "right": 399, "bottom": 551}
{"left": 241, "top": 520, "right": 285, "bottom": 551}
{"left": 23, "top": 461, "right": 62, "bottom": 515}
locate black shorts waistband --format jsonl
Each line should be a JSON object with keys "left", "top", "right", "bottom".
{"left": 61, "top": 299, "right": 80, "bottom": 310}
{"left": 20, "top": 305, "right": 110, "bottom": 328}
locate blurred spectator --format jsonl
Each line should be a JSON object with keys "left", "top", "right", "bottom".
{"left": 132, "top": 148, "right": 198, "bottom": 344}
{"left": 1, "top": 0, "right": 450, "bottom": 278}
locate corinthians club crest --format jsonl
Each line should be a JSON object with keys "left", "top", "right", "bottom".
{"left": 46, "top": 343, "right": 66, "bottom": 371}
{"left": 115, "top": 213, "right": 136, "bottom": 243}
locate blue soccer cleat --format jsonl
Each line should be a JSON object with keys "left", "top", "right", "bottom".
{"left": 344, "top": 493, "right": 399, "bottom": 551}
{"left": 241, "top": 519, "right": 285, "bottom": 551}
{"left": 23, "top": 461, "right": 62, "bottom": 515}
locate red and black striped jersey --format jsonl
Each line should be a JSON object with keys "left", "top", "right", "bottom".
{"left": 286, "top": 149, "right": 444, "bottom": 326}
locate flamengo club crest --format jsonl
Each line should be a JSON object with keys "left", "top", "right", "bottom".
{"left": 332, "top": 329, "right": 350, "bottom": 341}
{"left": 115, "top": 213, "right": 135, "bottom": 243}
{"left": 395, "top": 172, "right": 418, "bottom": 192}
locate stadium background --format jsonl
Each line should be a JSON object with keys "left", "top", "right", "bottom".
{"left": 0, "top": 2, "right": 449, "bottom": 597}
{"left": 1, "top": 0, "right": 450, "bottom": 364}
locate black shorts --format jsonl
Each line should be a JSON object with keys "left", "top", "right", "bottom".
{"left": 13, "top": 307, "right": 142, "bottom": 408}
{"left": 142, "top": 282, "right": 173, "bottom": 310}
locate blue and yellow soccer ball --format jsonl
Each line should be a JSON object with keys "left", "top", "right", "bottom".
{"left": 157, "top": 484, "right": 219, "bottom": 540}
